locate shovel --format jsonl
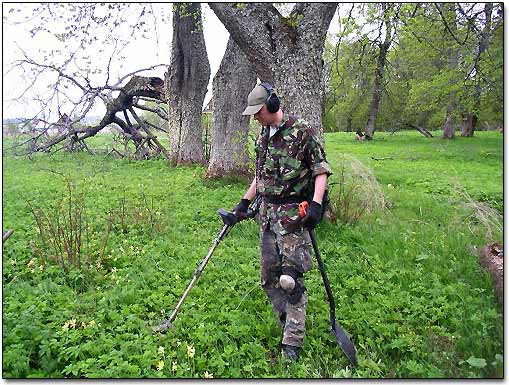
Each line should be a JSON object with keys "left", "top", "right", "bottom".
{"left": 300, "top": 202, "right": 358, "bottom": 366}
{"left": 309, "top": 228, "right": 358, "bottom": 366}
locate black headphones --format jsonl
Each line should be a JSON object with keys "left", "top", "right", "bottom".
{"left": 259, "top": 82, "right": 280, "bottom": 113}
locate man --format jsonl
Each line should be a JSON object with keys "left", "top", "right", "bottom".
{"left": 232, "top": 83, "right": 332, "bottom": 361}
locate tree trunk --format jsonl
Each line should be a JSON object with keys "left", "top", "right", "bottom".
{"left": 462, "top": 3, "right": 494, "bottom": 137}
{"left": 346, "top": 115, "right": 352, "bottom": 132}
{"left": 205, "top": 37, "right": 256, "bottom": 179}
{"left": 365, "top": 4, "right": 394, "bottom": 139}
{"left": 209, "top": 3, "right": 337, "bottom": 141}
{"left": 460, "top": 112, "right": 476, "bottom": 137}
{"left": 167, "top": 3, "right": 210, "bottom": 166}
{"left": 442, "top": 105, "right": 456, "bottom": 139}
{"left": 441, "top": 3, "right": 459, "bottom": 140}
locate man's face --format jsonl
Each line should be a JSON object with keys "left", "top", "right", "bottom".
{"left": 253, "top": 105, "right": 271, "bottom": 126}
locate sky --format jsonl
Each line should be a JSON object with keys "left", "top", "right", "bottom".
{"left": 2, "top": 3, "right": 343, "bottom": 120}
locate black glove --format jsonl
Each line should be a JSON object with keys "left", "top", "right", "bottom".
{"left": 232, "top": 198, "right": 251, "bottom": 222}
{"left": 301, "top": 201, "right": 322, "bottom": 229}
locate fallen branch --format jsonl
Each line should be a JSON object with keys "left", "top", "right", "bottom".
{"left": 105, "top": 148, "right": 126, "bottom": 158}
{"left": 25, "top": 75, "right": 169, "bottom": 159}
{"left": 407, "top": 123, "right": 433, "bottom": 138}
{"left": 371, "top": 156, "right": 394, "bottom": 161}
{"left": 3, "top": 229, "right": 14, "bottom": 242}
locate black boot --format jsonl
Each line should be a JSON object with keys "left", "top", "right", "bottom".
{"left": 282, "top": 344, "right": 300, "bottom": 362}
{"left": 278, "top": 312, "right": 286, "bottom": 328}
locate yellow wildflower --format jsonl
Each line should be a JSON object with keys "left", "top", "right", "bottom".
{"left": 204, "top": 371, "right": 213, "bottom": 379}
{"left": 156, "top": 360, "right": 164, "bottom": 371}
{"left": 69, "top": 319, "right": 77, "bottom": 328}
{"left": 62, "top": 323, "right": 69, "bottom": 331}
{"left": 187, "top": 344, "right": 195, "bottom": 358}
{"left": 172, "top": 361, "right": 177, "bottom": 372}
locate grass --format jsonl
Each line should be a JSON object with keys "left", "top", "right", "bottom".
{"left": 2, "top": 130, "right": 503, "bottom": 378}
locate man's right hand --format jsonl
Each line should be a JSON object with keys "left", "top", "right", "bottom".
{"left": 232, "top": 198, "right": 251, "bottom": 222}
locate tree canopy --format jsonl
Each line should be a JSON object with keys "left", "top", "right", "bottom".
{"left": 323, "top": 3, "right": 503, "bottom": 136}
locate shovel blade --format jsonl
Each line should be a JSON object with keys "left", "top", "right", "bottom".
{"left": 152, "top": 320, "right": 175, "bottom": 334}
{"left": 331, "top": 320, "right": 358, "bottom": 367}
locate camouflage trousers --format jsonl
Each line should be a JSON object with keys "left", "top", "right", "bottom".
{"left": 259, "top": 222, "right": 313, "bottom": 348}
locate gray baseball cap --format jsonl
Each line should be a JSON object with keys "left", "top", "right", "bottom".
{"left": 242, "top": 84, "right": 269, "bottom": 115}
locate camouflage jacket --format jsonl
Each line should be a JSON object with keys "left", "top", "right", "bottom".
{"left": 255, "top": 115, "right": 332, "bottom": 235}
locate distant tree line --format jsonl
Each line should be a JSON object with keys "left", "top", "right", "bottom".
{"left": 322, "top": 3, "right": 503, "bottom": 138}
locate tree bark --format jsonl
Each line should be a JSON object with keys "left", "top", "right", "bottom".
{"left": 209, "top": 3, "right": 338, "bottom": 140}
{"left": 461, "top": 3, "right": 494, "bottom": 137}
{"left": 167, "top": 3, "right": 210, "bottom": 165}
{"left": 206, "top": 37, "right": 256, "bottom": 179}
{"left": 460, "top": 112, "right": 476, "bottom": 137}
{"left": 442, "top": 106, "right": 456, "bottom": 139}
{"left": 365, "top": 4, "right": 394, "bottom": 139}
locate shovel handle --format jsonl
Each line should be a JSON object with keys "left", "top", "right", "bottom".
{"left": 309, "top": 228, "right": 358, "bottom": 366}
{"left": 309, "top": 228, "right": 336, "bottom": 318}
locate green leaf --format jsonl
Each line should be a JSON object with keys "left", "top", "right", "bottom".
{"left": 462, "top": 356, "right": 487, "bottom": 368}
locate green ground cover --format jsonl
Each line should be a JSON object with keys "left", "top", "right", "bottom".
{"left": 2, "top": 131, "right": 503, "bottom": 378}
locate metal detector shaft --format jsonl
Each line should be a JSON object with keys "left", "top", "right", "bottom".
{"left": 309, "top": 228, "right": 358, "bottom": 367}
{"left": 153, "top": 223, "right": 231, "bottom": 333}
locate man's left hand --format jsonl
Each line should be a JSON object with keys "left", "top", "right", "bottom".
{"left": 301, "top": 201, "right": 322, "bottom": 229}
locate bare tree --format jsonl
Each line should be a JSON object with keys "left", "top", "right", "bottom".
{"left": 4, "top": 4, "right": 173, "bottom": 157}
{"left": 166, "top": 3, "right": 210, "bottom": 166}
{"left": 206, "top": 37, "right": 256, "bottom": 179}
{"left": 365, "top": 3, "right": 399, "bottom": 139}
{"left": 209, "top": 3, "right": 338, "bottom": 139}
{"left": 9, "top": 59, "right": 171, "bottom": 159}
{"left": 439, "top": 3, "right": 459, "bottom": 140}
{"left": 461, "top": 3, "right": 495, "bottom": 137}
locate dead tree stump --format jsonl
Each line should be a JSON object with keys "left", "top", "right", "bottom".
{"left": 479, "top": 243, "right": 503, "bottom": 305}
